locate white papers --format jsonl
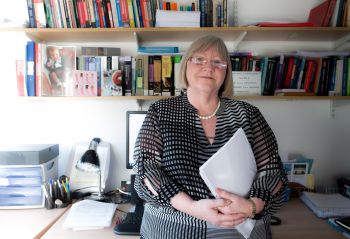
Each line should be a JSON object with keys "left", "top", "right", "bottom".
{"left": 232, "top": 71, "right": 262, "bottom": 96}
{"left": 63, "top": 200, "right": 117, "bottom": 231}
{"left": 155, "top": 10, "right": 200, "bottom": 27}
{"left": 199, "top": 128, "right": 257, "bottom": 239}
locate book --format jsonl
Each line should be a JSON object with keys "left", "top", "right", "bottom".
{"left": 335, "top": 217, "right": 350, "bottom": 232}
{"left": 25, "top": 41, "right": 36, "bottom": 96}
{"left": 138, "top": 46, "right": 179, "bottom": 54}
{"left": 199, "top": 128, "right": 257, "bottom": 239}
{"left": 41, "top": 45, "right": 76, "bottom": 96}
{"left": 308, "top": 0, "right": 335, "bottom": 27}
{"left": 72, "top": 70, "right": 98, "bottom": 96}
{"left": 256, "top": 22, "right": 315, "bottom": 27}
{"left": 26, "top": 0, "right": 36, "bottom": 28}
{"left": 15, "top": 60, "right": 26, "bottom": 96}
{"left": 274, "top": 89, "right": 315, "bottom": 96}
{"left": 81, "top": 47, "right": 121, "bottom": 56}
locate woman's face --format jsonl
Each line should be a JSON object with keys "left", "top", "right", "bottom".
{"left": 186, "top": 47, "right": 227, "bottom": 97}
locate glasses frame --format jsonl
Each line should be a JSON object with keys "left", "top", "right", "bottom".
{"left": 188, "top": 56, "right": 228, "bottom": 70}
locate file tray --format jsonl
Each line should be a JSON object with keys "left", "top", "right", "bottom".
{"left": 0, "top": 144, "right": 58, "bottom": 209}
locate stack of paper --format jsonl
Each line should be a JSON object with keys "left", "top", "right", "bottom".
{"left": 199, "top": 128, "right": 257, "bottom": 239}
{"left": 300, "top": 192, "right": 350, "bottom": 218}
{"left": 63, "top": 200, "right": 117, "bottom": 231}
{"left": 155, "top": 10, "right": 200, "bottom": 27}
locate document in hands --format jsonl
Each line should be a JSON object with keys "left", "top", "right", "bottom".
{"left": 199, "top": 128, "right": 257, "bottom": 239}
{"left": 63, "top": 200, "right": 117, "bottom": 231}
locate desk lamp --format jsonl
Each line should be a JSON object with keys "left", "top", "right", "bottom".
{"left": 75, "top": 137, "right": 106, "bottom": 201}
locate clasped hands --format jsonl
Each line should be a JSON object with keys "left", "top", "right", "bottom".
{"left": 191, "top": 188, "right": 252, "bottom": 227}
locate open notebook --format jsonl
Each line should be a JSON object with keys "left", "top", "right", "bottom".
{"left": 199, "top": 128, "right": 257, "bottom": 239}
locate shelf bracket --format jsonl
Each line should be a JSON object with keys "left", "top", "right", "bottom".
{"left": 136, "top": 99, "right": 144, "bottom": 110}
{"left": 133, "top": 31, "right": 140, "bottom": 50}
{"left": 334, "top": 33, "right": 350, "bottom": 50}
{"left": 233, "top": 31, "right": 247, "bottom": 51}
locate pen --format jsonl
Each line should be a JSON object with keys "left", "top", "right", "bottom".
{"left": 49, "top": 179, "right": 53, "bottom": 200}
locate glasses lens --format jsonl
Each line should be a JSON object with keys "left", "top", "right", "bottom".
{"left": 212, "top": 60, "right": 227, "bottom": 69}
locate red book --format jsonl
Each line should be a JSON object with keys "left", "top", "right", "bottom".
{"left": 308, "top": 0, "right": 331, "bottom": 27}
{"left": 323, "top": 0, "right": 337, "bottom": 26}
{"left": 256, "top": 22, "right": 315, "bottom": 27}
{"left": 15, "top": 60, "right": 25, "bottom": 96}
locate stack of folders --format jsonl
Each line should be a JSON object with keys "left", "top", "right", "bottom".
{"left": 300, "top": 191, "right": 350, "bottom": 218}
{"left": 63, "top": 200, "right": 117, "bottom": 230}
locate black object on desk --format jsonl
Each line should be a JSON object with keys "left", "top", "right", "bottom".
{"left": 113, "top": 204, "right": 144, "bottom": 235}
{"left": 114, "top": 174, "right": 145, "bottom": 235}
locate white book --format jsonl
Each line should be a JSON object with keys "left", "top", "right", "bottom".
{"left": 199, "top": 128, "right": 257, "bottom": 239}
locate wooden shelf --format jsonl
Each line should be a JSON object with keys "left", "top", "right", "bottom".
{"left": 2, "top": 27, "right": 350, "bottom": 43}
{"left": 21, "top": 96, "right": 350, "bottom": 100}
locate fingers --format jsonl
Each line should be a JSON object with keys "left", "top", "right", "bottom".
{"left": 216, "top": 188, "right": 233, "bottom": 200}
{"left": 211, "top": 198, "right": 231, "bottom": 208}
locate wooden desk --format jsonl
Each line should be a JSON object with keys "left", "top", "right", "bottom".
{"left": 42, "top": 199, "right": 345, "bottom": 239}
{"left": 41, "top": 203, "right": 138, "bottom": 239}
{"left": 0, "top": 206, "right": 69, "bottom": 239}
{"left": 272, "top": 198, "right": 346, "bottom": 239}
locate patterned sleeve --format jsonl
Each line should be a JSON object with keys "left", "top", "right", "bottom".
{"left": 133, "top": 105, "right": 183, "bottom": 206}
{"left": 248, "top": 107, "right": 288, "bottom": 218}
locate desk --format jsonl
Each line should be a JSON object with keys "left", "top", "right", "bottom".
{"left": 42, "top": 199, "right": 346, "bottom": 239}
{"left": 0, "top": 206, "right": 69, "bottom": 239}
{"left": 272, "top": 198, "right": 346, "bottom": 239}
{"left": 41, "top": 203, "right": 135, "bottom": 239}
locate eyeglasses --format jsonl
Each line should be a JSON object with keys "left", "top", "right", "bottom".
{"left": 188, "top": 56, "right": 228, "bottom": 70}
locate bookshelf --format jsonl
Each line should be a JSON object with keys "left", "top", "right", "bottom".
{"left": 3, "top": 27, "right": 350, "bottom": 43}
{"left": 4, "top": 26, "right": 350, "bottom": 100}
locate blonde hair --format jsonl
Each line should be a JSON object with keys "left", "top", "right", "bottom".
{"left": 178, "top": 35, "right": 233, "bottom": 98}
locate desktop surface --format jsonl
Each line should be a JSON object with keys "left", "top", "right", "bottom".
{"left": 40, "top": 199, "right": 346, "bottom": 239}
{"left": 0, "top": 206, "right": 69, "bottom": 239}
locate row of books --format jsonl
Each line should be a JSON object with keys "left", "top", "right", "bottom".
{"left": 18, "top": 42, "right": 350, "bottom": 97}
{"left": 232, "top": 52, "right": 350, "bottom": 96}
{"left": 26, "top": 0, "right": 235, "bottom": 28}
{"left": 19, "top": 42, "right": 183, "bottom": 97}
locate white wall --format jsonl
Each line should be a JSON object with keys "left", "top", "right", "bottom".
{"left": 0, "top": 0, "right": 349, "bottom": 191}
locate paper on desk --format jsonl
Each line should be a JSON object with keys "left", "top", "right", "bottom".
{"left": 199, "top": 128, "right": 257, "bottom": 239}
{"left": 62, "top": 200, "right": 117, "bottom": 231}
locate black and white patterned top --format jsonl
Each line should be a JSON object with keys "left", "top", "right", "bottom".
{"left": 134, "top": 94, "right": 287, "bottom": 239}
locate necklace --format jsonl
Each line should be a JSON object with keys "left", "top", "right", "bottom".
{"left": 197, "top": 100, "right": 221, "bottom": 120}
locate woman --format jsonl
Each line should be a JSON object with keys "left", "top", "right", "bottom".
{"left": 133, "top": 35, "right": 287, "bottom": 239}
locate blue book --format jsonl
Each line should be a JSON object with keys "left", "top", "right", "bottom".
{"left": 26, "top": 0, "right": 36, "bottom": 28}
{"left": 115, "top": 0, "right": 123, "bottom": 27}
{"left": 138, "top": 47, "right": 179, "bottom": 54}
{"left": 26, "top": 41, "right": 36, "bottom": 96}
{"left": 93, "top": 0, "right": 101, "bottom": 28}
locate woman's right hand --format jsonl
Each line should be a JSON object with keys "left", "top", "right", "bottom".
{"left": 171, "top": 192, "right": 237, "bottom": 227}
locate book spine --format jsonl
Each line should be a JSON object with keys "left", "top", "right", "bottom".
{"left": 26, "top": 41, "right": 36, "bottom": 96}
{"left": 33, "top": 0, "right": 47, "bottom": 28}
{"left": 27, "top": 0, "right": 37, "bottom": 28}
{"left": 15, "top": 60, "right": 26, "bottom": 96}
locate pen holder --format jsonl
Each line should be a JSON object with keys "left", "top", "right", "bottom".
{"left": 43, "top": 176, "right": 72, "bottom": 209}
